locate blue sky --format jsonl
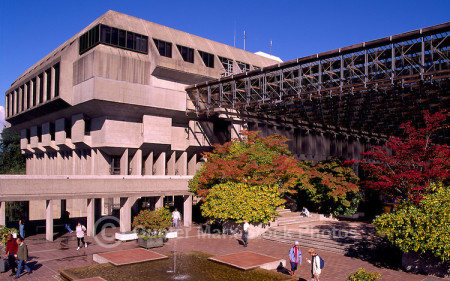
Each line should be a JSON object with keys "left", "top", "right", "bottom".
{"left": 0, "top": 0, "right": 449, "bottom": 129}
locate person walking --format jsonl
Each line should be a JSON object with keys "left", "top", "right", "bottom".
{"left": 18, "top": 220, "right": 25, "bottom": 239}
{"left": 172, "top": 208, "right": 181, "bottom": 228}
{"left": 306, "top": 248, "right": 321, "bottom": 281}
{"left": 14, "top": 237, "right": 31, "bottom": 278}
{"left": 4, "top": 234, "right": 18, "bottom": 276}
{"left": 61, "top": 211, "right": 73, "bottom": 233}
{"left": 289, "top": 241, "right": 302, "bottom": 276}
{"left": 75, "top": 222, "right": 87, "bottom": 250}
{"left": 242, "top": 219, "right": 249, "bottom": 247}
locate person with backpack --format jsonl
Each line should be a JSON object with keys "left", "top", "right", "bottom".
{"left": 306, "top": 248, "right": 323, "bottom": 281}
{"left": 75, "top": 222, "right": 87, "bottom": 250}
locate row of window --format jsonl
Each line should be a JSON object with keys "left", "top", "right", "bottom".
{"left": 153, "top": 38, "right": 258, "bottom": 72}
{"left": 6, "top": 63, "right": 60, "bottom": 118}
{"left": 78, "top": 24, "right": 258, "bottom": 74}
{"left": 79, "top": 24, "right": 149, "bottom": 55}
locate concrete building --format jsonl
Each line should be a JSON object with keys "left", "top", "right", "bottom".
{"left": 1, "top": 10, "right": 279, "bottom": 240}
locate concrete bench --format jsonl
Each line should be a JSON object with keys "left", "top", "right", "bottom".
{"left": 115, "top": 231, "right": 138, "bottom": 241}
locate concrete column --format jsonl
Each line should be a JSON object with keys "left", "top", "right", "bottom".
{"left": 30, "top": 80, "right": 34, "bottom": 107}
{"left": 51, "top": 66, "right": 56, "bottom": 99}
{"left": 119, "top": 197, "right": 136, "bottom": 232}
{"left": 120, "top": 149, "right": 129, "bottom": 175}
{"left": 43, "top": 71, "right": 48, "bottom": 102}
{"left": 36, "top": 76, "right": 41, "bottom": 104}
{"left": 18, "top": 87, "right": 23, "bottom": 113}
{"left": 71, "top": 114, "right": 85, "bottom": 144}
{"left": 230, "top": 122, "right": 243, "bottom": 140}
{"left": 155, "top": 196, "right": 164, "bottom": 209}
{"left": 0, "top": 201, "right": 5, "bottom": 226}
{"left": 176, "top": 152, "right": 187, "bottom": 175}
{"left": 188, "top": 154, "right": 197, "bottom": 175}
{"left": 144, "top": 152, "right": 153, "bottom": 175}
{"left": 154, "top": 152, "right": 166, "bottom": 175}
{"left": 167, "top": 151, "right": 176, "bottom": 175}
{"left": 131, "top": 149, "right": 142, "bottom": 175}
{"left": 46, "top": 200, "right": 54, "bottom": 241}
{"left": 86, "top": 198, "right": 95, "bottom": 236}
{"left": 24, "top": 83, "right": 28, "bottom": 110}
{"left": 183, "top": 195, "right": 192, "bottom": 227}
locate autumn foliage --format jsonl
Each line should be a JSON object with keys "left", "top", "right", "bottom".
{"left": 360, "top": 110, "right": 450, "bottom": 202}
{"left": 189, "top": 130, "right": 309, "bottom": 197}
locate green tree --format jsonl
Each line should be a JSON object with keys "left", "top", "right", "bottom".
{"left": 201, "top": 182, "right": 284, "bottom": 224}
{"left": 0, "top": 127, "right": 25, "bottom": 174}
{"left": 373, "top": 182, "right": 450, "bottom": 261}
{"left": 346, "top": 268, "right": 381, "bottom": 281}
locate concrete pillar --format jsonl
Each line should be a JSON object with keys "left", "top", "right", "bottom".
{"left": 131, "top": 149, "right": 142, "bottom": 175}
{"left": 43, "top": 71, "right": 48, "bottom": 102}
{"left": 176, "top": 152, "right": 187, "bottom": 175}
{"left": 230, "top": 122, "right": 243, "bottom": 140}
{"left": 46, "top": 200, "right": 54, "bottom": 241}
{"left": 71, "top": 114, "right": 85, "bottom": 144}
{"left": 188, "top": 154, "right": 197, "bottom": 175}
{"left": 86, "top": 198, "right": 95, "bottom": 236}
{"left": 51, "top": 66, "right": 56, "bottom": 99}
{"left": 18, "top": 87, "right": 23, "bottom": 113}
{"left": 119, "top": 197, "right": 136, "bottom": 232}
{"left": 144, "top": 152, "right": 153, "bottom": 175}
{"left": 30, "top": 80, "right": 34, "bottom": 107}
{"left": 183, "top": 195, "right": 192, "bottom": 227}
{"left": 120, "top": 149, "right": 129, "bottom": 175}
{"left": 24, "top": 83, "right": 28, "bottom": 110}
{"left": 154, "top": 152, "right": 166, "bottom": 175}
{"left": 0, "top": 201, "right": 5, "bottom": 226}
{"left": 167, "top": 151, "right": 176, "bottom": 175}
{"left": 155, "top": 196, "right": 164, "bottom": 209}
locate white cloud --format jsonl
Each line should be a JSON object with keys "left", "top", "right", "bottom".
{"left": 0, "top": 106, "right": 5, "bottom": 136}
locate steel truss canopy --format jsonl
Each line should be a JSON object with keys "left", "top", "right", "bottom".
{"left": 186, "top": 22, "right": 450, "bottom": 142}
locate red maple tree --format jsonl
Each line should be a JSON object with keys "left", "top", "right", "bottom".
{"left": 360, "top": 110, "right": 450, "bottom": 202}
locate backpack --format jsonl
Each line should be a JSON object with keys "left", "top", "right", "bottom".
{"left": 318, "top": 255, "right": 325, "bottom": 269}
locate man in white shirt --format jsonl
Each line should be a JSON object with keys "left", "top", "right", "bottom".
{"left": 172, "top": 208, "right": 181, "bottom": 228}
{"left": 301, "top": 207, "right": 310, "bottom": 217}
{"left": 242, "top": 219, "right": 249, "bottom": 247}
{"left": 306, "top": 248, "right": 321, "bottom": 281}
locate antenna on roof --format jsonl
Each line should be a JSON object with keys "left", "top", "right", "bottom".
{"left": 244, "top": 30, "right": 247, "bottom": 50}
{"left": 270, "top": 40, "right": 273, "bottom": 55}
{"left": 234, "top": 21, "right": 236, "bottom": 48}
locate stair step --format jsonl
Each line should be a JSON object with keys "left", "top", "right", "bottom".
{"left": 262, "top": 235, "right": 347, "bottom": 254}
{"left": 263, "top": 232, "right": 356, "bottom": 247}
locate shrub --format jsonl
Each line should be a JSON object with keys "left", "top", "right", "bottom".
{"left": 374, "top": 182, "right": 450, "bottom": 261}
{"left": 132, "top": 207, "right": 171, "bottom": 237}
{"left": 346, "top": 268, "right": 381, "bottom": 281}
{"left": 0, "top": 225, "right": 18, "bottom": 247}
{"left": 201, "top": 182, "right": 284, "bottom": 224}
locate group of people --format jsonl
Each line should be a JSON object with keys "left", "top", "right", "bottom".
{"left": 289, "top": 241, "right": 323, "bottom": 280}
{"left": 4, "top": 235, "right": 31, "bottom": 279}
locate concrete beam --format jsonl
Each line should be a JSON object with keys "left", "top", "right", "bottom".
{"left": 46, "top": 200, "right": 54, "bottom": 241}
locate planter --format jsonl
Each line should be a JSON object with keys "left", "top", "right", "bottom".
{"left": 137, "top": 237, "right": 164, "bottom": 249}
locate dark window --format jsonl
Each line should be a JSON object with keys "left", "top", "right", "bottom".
{"left": 32, "top": 78, "right": 37, "bottom": 106}
{"left": 219, "top": 56, "right": 233, "bottom": 73}
{"left": 118, "top": 30, "right": 126, "bottom": 47}
{"left": 237, "top": 61, "right": 250, "bottom": 72}
{"left": 26, "top": 129, "right": 30, "bottom": 143}
{"left": 177, "top": 45, "right": 194, "bottom": 63}
{"left": 127, "top": 32, "right": 134, "bottom": 49}
{"left": 26, "top": 82, "right": 31, "bottom": 109}
{"left": 38, "top": 73, "right": 44, "bottom": 104}
{"left": 84, "top": 118, "right": 91, "bottom": 136}
{"left": 54, "top": 63, "right": 60, "bottom": 97}
{"left": 37, "top": 126, "right": 42, "bottom": 142}
{"left": 111, "top": 156, "right": 121, "bottom": 175}
{"left": 111, "top": 28, "right": 119, "bottom": 45}
{"left": 6, "top": 94, "right": 10, "bottom": 117}
{"left": 198, "top": 51, "right": 214, "bottom": 68}
{"left": 50, "top": 123, "right": 55, "bottom": 141}
{"left": 65, "top": 118, "right": 71, "bottom": 138}
{"left": 153, "top": 38, "right": 172, "bottom": 58}
{"left": 46, "top": 68, "right": 51, "bottom": 101}
{"left": 81, "top": 24, "right": 148, "bottom": 55}
{"left": 100, "top": 25, "right": 111, "bottom": 44}
{"left": 253, "top": 65, "right": 261, "bottom": 70}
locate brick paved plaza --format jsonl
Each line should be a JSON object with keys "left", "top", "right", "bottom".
{"left": 1, "top": 222, "right": 448, "bottom": 281}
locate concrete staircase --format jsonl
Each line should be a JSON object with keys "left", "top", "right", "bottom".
{"left": 273, "top": 208, "right": 320, "bottom": 226}
{"left": 261, "top": 228, "right": 358, "bottom": 254}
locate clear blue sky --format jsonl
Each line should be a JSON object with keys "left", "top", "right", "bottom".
{"left": 0, "top": 0, "right": 449, "bottom": 123}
